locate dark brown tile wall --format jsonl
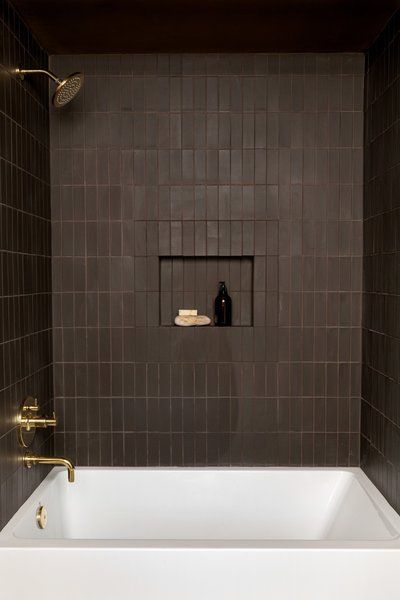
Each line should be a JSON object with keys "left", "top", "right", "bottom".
{"left": 0, "top": 0, "right": 52, "bottom": 529}
{"left": 50, "top": 53, "right": 363, "bottom": 468}
{"left": 362, "top": 10, "right": 400, "bottom": 510}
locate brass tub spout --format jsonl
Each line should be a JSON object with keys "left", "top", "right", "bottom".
{"left": 23, "top": 454, "right": 75, "bottom": 482}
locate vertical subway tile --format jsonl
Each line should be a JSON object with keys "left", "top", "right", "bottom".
{"left": 48, "top": 50, "right": 364, "bottom": 477}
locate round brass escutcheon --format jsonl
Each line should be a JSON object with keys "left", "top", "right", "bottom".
{"left": 36, "top": 505, "right": 47, "bottom": 530}
{"left": 17, "top": 396, "right": 38, "bottom": 448}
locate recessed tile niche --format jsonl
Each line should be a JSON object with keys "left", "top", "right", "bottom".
{"left": 159, "top": 256, "right": 254, "bottom": 326}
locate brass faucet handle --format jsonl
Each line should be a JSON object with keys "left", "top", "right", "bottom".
{"left": 19, "top": 398, "right": 57, "bottom": 430}
{"left": 17, "top": 398, "right": 58, "bottom": 448}
{"left": 21, "top": 415, "right": 58, "bottom": 429}
{"left": 21, "top": 397, "right": 39, "bottom": 415}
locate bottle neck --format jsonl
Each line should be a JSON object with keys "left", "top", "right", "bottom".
{"left": 219, "top": 282, "right": 227, "bottom": 295}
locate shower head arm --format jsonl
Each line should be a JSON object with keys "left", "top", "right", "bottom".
{"left": 13, "top": 67, "right": 84, "bottom": 108}
{"left": 14, "top": 67, "right": 61, "bottom": 84}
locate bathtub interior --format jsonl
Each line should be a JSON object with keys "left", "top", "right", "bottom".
{"left": 4, "top": 468, "right": 399, "bottom": 542}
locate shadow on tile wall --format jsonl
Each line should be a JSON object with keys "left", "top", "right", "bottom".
{"left": 0, "top": 0, "right": 52, "bottom": 529}
{"left": 362, "top": 10, "right": 400, "bottom": 511}
{"left": 50, "top": 53, "right": 363, "bottom": 467}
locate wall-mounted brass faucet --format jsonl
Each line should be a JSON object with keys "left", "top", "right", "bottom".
{"left": 23, "top": 454, "right": 75, "bottom": 483}
{"left": 17, "top": 397, "right": 75, "bottom": 482}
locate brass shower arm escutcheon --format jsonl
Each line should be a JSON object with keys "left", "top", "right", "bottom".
{"left": 23, "top": 454, "right": 75, "bottom": 483}
{"left": 14, "top": 67, "right": 61, "bottom": 84}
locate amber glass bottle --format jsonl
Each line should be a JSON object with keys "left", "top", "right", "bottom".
{"left": 214, "top": 281, "right": 232, "bottom": 326}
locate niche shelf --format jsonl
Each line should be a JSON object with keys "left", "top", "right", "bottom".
{"left": 159, "top": 256, "right": 254, "bottom": 327}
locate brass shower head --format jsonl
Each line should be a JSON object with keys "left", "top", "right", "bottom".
{"left": 14, "top": 67, "right": 84, "bottom": 107}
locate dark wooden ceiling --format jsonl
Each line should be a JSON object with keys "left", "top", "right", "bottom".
{"left": 12, "top": 0, "right": 400, "bottom": 54}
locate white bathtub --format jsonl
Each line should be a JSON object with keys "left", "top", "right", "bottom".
{"left": 1, "top": 467, "right": 400, "bottom": 599}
